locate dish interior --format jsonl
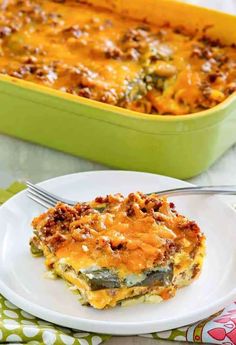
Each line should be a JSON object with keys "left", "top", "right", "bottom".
{"left": 0, "top": 0, "right": 235, "bottom": 116}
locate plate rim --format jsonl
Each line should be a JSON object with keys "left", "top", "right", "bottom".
{"left": 1, "top": 170, "right": 236, "bottom": 335}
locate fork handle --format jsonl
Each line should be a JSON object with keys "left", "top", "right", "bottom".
{"left": 153, "top": 185, "right": 236, "bottom": 197}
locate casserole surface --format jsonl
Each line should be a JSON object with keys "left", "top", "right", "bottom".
{"left": 0, "top": 0, "right": 235, "bottom": 115}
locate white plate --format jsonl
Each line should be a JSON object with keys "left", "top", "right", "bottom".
{"left": 1, "top": 170, "right": 236, "bottom": 335}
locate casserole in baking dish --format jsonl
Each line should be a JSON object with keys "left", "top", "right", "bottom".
{"left": 0, "top": 0, "right": 235, "bottom": 115}
{"left": 0, "top": 0, "right": 235, "bottom": 178}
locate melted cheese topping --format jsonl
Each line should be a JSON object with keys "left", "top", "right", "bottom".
{"left": 56, "top": 212, "right": 176, "bottom": 275}
{"left": 32, "top": 193, "right": 204, "bottom": 276}
{"left": 1, "top": 0, "right": 236, "bottom": 115}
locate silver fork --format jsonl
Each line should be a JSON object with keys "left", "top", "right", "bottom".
{"left": 26, "top": 181, "right": 236, "bottom": 209}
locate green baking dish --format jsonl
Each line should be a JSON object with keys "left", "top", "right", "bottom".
{"left": 0, "top": 0, "right": 235, "bottom": 179}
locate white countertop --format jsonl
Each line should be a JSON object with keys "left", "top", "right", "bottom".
{"left": 0, "top": 1, "right": 236, "bottom": 344}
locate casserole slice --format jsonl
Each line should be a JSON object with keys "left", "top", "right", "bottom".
{"left": 30, "top": 192, "right": 205, "bottom": 309}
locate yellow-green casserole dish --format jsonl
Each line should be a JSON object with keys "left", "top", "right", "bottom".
{"left": 0, "top": 0, "right": 235, "bottom": 178}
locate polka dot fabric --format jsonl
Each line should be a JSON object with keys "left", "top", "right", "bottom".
{"left": 0, "top": 295, "right": 110, "bottom": 344}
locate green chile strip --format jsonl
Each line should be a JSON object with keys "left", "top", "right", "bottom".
{"left": 82, "top": 266, "right": 173, "bottom": 291}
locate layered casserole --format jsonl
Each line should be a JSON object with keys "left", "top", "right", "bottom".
{"left": 0, "top": 0, "right": 236, "bottom": 115}
{"left": 30, "top": 192, "right": 206, "bottom": 309}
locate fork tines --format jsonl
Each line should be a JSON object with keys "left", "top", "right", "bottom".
{"left": 27, "top": 181, "right": 59, "bottom": 209}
